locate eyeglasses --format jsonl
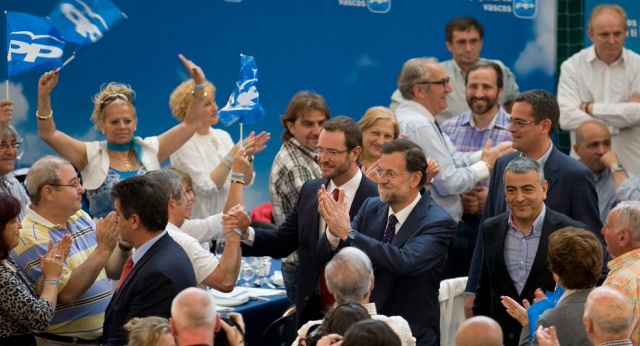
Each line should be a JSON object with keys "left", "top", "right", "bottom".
{"left": 506, "top": 117, "right": 537, "bottom": 128}
{"left": 0, "top": 141, "right": 21, "bottom": 151}
{"left": 419, "top": 77, "right": 450, "bottom": 88}
{"left": 374, "top": 167, "right": 409, "bottom": 179}
{"left": 100, "top": 93, "right": 135, "bottom": 110}
{"left": 50, "top": 181, "right": 80, "bottom": 189}
{"left": 314, "top": 148, "right": 349, "bottom": 157}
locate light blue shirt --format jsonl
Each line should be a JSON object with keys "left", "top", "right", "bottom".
{"left": 132, "top": 230, "right": 167, "bottom": 265}
{"left": 504, "top": 204, "right": 546, "bottom": 295}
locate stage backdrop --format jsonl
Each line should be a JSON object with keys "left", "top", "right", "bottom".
{"left": 2, "top": 0, "right": 556, "bottom": 211}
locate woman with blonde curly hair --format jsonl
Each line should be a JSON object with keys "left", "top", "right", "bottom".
{"left": 169, "top": 79, "right": 269, "bottom": 220}
{"left": 36, "top": 54, "right": 206, "bottom": 219}
{"left": 124, "top": 316, "right": 176, "bottom": 346}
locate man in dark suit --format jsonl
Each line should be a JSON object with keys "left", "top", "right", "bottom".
{"left": 473, "top": 157, "right": 588, "bottom": 346}
{"left": 102, "top": 175, "right": 197, "bottom": 346}
{"left": 226, "top": 116, "right": 378, "bottom": 329}
{"left": 465, "top": 89, "right": 604, "bottom": 316}
{"left": 319, "top": 139, "right": 457, "bottom": 346}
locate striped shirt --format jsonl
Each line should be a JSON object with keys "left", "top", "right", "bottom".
{"left": 11, "top": 205, "right": 111, "bottom": 339}
{"left": 0, "top": 173, "right": 30, "bottom": 220}
{"left": 603, "top": 248, "right": 640, "bottom": 346}
{"left": 269, "top": 137, "right": 322, "bottom": 226}
{"left": 440, "top": 108, "right": 513, "bottom": 188}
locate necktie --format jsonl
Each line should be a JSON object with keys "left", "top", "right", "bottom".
{"left": 320, "top": 188, "right": 341, "bottom": 312}
{"left": 382, "top": 214, "right": 398, "bottom": 244}
{"left": 116, "top": 256, "right": 134, "bottom": 292}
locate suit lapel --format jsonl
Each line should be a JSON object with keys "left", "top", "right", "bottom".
{"left": 495, "top": 217, "right": 520, "bottom": 296}
{"left": 306, "top": 180, "right": 327, "bottom": 252}
{"left": 522, "top": 210, "right": 553, "bottom": 297}
{"left": 350, "top": 176, "right": 374, "bottom": 218}
{"left": 543, "top": 147, "right": 559, "bottom": 192}
{"left": 368, "top": 202, "right": 389, "bottom": 242}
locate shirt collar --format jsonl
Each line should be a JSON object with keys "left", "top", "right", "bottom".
{"left": 132, "top": 230, "right": 167, "bottom": 264}
{"left": 166, "top": 222, "right": 180, "bottom": 232}
{"left": 521, "top": 142, "right": 553, "bottom": 167}
{"left": 508, "top": 204, "right": 546, "bottom": 236}
{"left": 24, "top": 203, "right": 80, "bottom": 229}
{"left": 608, "top": 248, "right": 640, "bottom": 271}
{"left": 287, "top": 137, "right": 317, "bottom": 158}
{"left": 388, "top": 192, "right": 422, "bottom": 227}
{"left": 402, "top": 99, "right": 435, "bottom": 122}
{"left": 586, "top": 45, "right": 626, "bottom": 66}
{"left": 467, "top": 106, "right": 508, "bottom": 130}
{"left": 327, "top": 169, "right": 363, "bottom": 200}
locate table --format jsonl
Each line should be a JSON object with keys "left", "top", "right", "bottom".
{"left": 220, "top": 259, "right": 292, "bottom": 346}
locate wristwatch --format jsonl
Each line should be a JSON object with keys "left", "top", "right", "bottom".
{"left": 343, "top": 229, "right": 358, "bottom": 246}
{"left": 611, "top": 163, "right": 625, "bottom": 173}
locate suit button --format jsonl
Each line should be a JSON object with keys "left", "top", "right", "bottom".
{"left": 509, "top": 333, "right": 514, "bottom": 339}
{"left": 304, "top": 296, "right": 309, "bottom": 301}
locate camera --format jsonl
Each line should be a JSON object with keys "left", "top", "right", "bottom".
{"left": 214, "top": 314, "right": 244, "bottom": 346}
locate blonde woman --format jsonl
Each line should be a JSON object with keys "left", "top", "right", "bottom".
{"left": 125, "top": 316, "right": 176, "bottom": 346}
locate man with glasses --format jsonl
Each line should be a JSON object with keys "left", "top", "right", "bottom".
{"left": 390, "top": 17, "right": 519, "bottom": 124}
{"left": 465, "top": 89, "right": 604, "bottom": 319}
{"left": 395, "top": 57, "right": 513, "bottom": 224}
{"left": 0, "top": 99, "right": 30, "bottom": 219}
{"left": 12, "top": 155, "right": 124, "bottom": 345}
{"left": 317, "top": 138, "right": 457, "bottom": 346}
{"left": 225, "top": 116, "right": 378, "bottom": 329}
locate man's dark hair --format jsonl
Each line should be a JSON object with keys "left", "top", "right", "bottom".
{"left": 322, "top": 116, "right": 362, "bottom": 152}
{"left": 341, "top": 320, "right": 401, "bottom": 346}
{"left": 380, "top": 139, "right": 428, "bottom": 186}
{"left": 111, "top": 175, "right": 168, "bottom": 232}
{"left": 465, "top": 60, "right": 504, "bottom": 90}
{"left": 514, "top": 89, "right": 560, "bottom": 137}
{"left": 445, "top": 17, "right": 484, "bottom": 43}
{"left": 280, "top": 91, "right": 330, "bottom": 141}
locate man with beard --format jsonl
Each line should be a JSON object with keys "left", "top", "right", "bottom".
{"left": 224, "top": 116, "right": 378, "bottom": 329}
{"left": 440, "top": 61, "right": 513, "bottom": 278}
{"left": 317, "top": 138, "right": 457, "bottom": 346}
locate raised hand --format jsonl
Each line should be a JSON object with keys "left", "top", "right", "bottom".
{"left": 178, "top": 54, "right": 205, "bottom": 85}
{"left": 231, "top": 148, "right": 250, "bottom": 173}
{"left": 500, "top": 295, "right": 530, "bottom": 326}
{"left": 40, "top": 234, "right": 72, "bottom": 281}
{"left": 0, "top": 99, "right": 14, "bottom": 129}
{"left": 38, "top": 70, "right": 59, "bottom": 97}
{"left": 96, "top": 211, "right": 119, "bottom": 252}
{"left": 242, "top": 131, "right": 270, "bottom": 156}
{"left": 425, "top": 157, "right": 439, "bottom": 183}
{"left": 535, "top": 326, "right": 560, "bottom": 346}
{"left": 317, "top": 185, "right": 351, "bottom": 240}
{"left": 363, "top": 160, "right": 380, "bottom": 183}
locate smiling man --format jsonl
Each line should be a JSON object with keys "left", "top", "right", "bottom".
{"left": 390, "top": 17, "right": 519, "bottom": 124}
{"left": 394, "top": 57, "right": 513, "bottom": 223}
{"left": 0, "top": 115, "right": 30, "bottom": 219}
{"left": 558, "top": 4, "right": 640, "bottom": 176}
{"left": 473, "top": 157, "right": 587, "bottom": 346}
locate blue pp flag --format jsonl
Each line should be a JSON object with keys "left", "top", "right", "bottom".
{"left": 218, "top": 54, "right": 266, "bottom": 126}
{"left": 527, "top": 286, "right": 565, "bottom": 340}
{"left": 49, "top": 0, "right": 125, "bottom": 47}
{"left": 6, "top": 12, "right": 65, "bottom": 77}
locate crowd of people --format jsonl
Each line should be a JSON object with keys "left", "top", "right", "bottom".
{"left": 1, "top": 4, "right": 640, "bottom": 346}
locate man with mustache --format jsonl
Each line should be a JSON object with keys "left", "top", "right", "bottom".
{"left": 440, "top": 61, "right": 513, "bottom": 279}
{"left": 473, "top": 157, "right": 587, "bottom": 346}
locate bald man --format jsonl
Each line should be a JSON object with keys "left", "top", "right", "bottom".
{"left": 574, "top": 120, "right": 640, "bottom": 223}
{"left": 170, "top": 288, "right": 244, "bottom": 346}
{"left": 455, "top": 316, "right": 503, "bottom": 346}
{"left": 535, "top": 286, "right": 633, "bottom": 346}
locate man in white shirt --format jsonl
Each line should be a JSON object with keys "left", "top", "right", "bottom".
{"left": 390, "top": 17, "right": 519, "bottom": 124}
{"left": 394, "top": 57, "right": 512, "bottom": 222}
{"left": 558, "top": 4, "right": 640, "bottom": 176}
{"left": 146, "top": 169, "right": 241, "bottom": 291}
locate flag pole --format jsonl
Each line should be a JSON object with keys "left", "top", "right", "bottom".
{"left": 240, "top": 123, "right": 244, "bottom": 149}
{"left": 4, "top": 11, "right": 9, "bottom": 99}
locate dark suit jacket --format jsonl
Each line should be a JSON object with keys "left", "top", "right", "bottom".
{"left": 350, "top": 192, "right": 457, "bottom": 346}
{"left": 102, "top": 233, "right": 197, "bottom": 346}
{"left": 473, "top": 208, "right": 588, "bottom": 346}
{"left": 467, "top": 146, "right": 604, "bottom": 293}
{"left": 242, "top": 176, "right": 378, "bottom": 328}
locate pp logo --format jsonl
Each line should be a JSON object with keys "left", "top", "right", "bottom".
{"left": 8, "top": 32, "right": 64, "bottom": 63}
{"left": 60, "top": 1, "right": 108, "bottom": 42}
{"left": 368, "top": 0, "right": 390, "bottom": 14}
{"left": 513, "top": 0, "right": 537, "bottom": 19}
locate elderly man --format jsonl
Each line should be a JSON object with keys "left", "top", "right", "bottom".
{"left": 270, "top": 91, "right": 331, "bottom": 305}
{"left": 536, "top": 286, "right": 634, "bottom": 346}
{"left": 226, "top": 116, "right": 378, "bottom": 329}
{"left": 12, "top": 155, "right": 121, "bottom": 345}
{"left": 473, "top": 157, "right": 588, "bottom": 346}
{"left": 102, "top": 175, "right": 196, "bottom": 346}
{"left": 600, "top": 201, "right": 640, "bottom": 345}
{"left": 573, "top": 120, "right": 640, "bottom": 223}
{"left": 390, "top": 17, "right": 519, "bottom": 123}
{"left": 394, "top": 57, "right": 512, "bottom": 223}
{"left": 0, "top": 99, "right": 30, "bottom": 219}
{"left": 145, "top": 169, "right": 241, "bottom": 291}
{"left": 293, "top": 247, "right": 415, "bottom": 346}
{"left": 440, "top": 60, "right": 514, "bottom": 278}
{"left": 455, "top": 316, "right": 503, "bottom": 346}
{"left": 558, "top": 5, "right": 640, "bottom": 176}
{"left": 318, "top": 138, "right": 457, "bottom": 346}
{"left": 466, "top": 90, "right": 604, "bottom": 316}
{"left": 170, "top": 287, "right": 245, "bottom": 346}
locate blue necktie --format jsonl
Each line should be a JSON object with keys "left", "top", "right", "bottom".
{"left": 382, "top": 214, "right": 398, "bottom": 244}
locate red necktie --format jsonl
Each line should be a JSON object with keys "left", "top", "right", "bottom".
{"left": 320, "top": 188, "right": 341, "bottom": 312}
{"left": 116, "top": 256, "right": 134, "bottom": 292}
